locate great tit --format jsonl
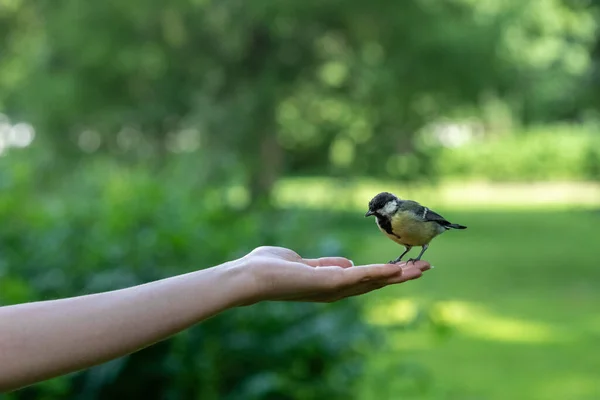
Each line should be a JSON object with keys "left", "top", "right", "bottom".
{"left": 365, "top": 192, "right": 467, "bottom": 264}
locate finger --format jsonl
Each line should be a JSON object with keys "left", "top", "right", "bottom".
{"left": 327, "top": 279, "right": 391, "bottom": 301}
{"left": 310, "top": 261, "right": 428, "bottom": 295}
{"left": 310, "top": 263, "right": 394, "bottom": 292}
{"left": 400, "top": 268, "right": 423, "bottom": 281}
{"left": 385, "top": 262, "right": 429, "bottom": 284}
{"left": 397, "top": 260, "right": 431, "bottom": 272}
{"left": 341, "top": 263, "right": 404, "bottom": 284}
{"left": 304, "top": 281, "right": 382, "bottom": 302}
{"left": 303, "top": 257, "right": 354, "bottom": 268}
{"left": 307, "top": 263, "right": 427, "bottom": 302}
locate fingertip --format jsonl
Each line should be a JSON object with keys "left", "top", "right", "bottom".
{"left": 419, "top": 262, "right": 432, "bottom": 272}
{"left": 334, "top": 257, "right": 354, "bottom": 268}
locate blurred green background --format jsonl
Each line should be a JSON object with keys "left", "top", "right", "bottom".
{"left": 1, "top": 0, "right": 600, "bottom": 399}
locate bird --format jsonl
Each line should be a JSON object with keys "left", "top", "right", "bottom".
{"left": 364, "top": 192, "right": 467, "bottom": 264}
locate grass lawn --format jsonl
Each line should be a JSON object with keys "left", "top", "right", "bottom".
{"left": 336, "top": 208, "right": 600, "bottom": 400}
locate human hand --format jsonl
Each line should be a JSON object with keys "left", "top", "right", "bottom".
{"left": 239, "top": 246, "right": 431, "bottom": 304}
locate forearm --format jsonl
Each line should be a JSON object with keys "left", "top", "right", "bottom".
{"left": 0, "top": 260, "right": 252, "bottom": 393}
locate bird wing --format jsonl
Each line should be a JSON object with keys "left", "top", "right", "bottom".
{"left": 399, "top": 200, "right": 452, "bottom": 226}
{"left": 420, "top": 207, "right": 452, "bottom": 226}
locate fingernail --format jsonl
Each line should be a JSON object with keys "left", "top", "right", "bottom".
{"left": 430, "top": 265, "right": 435, "bottom": 269}
{"left": 349, "top": 260, "right": 355, "bottom": 266}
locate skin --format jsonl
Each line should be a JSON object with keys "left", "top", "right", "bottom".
{"left": 0, "top": 246, "right": 430, "bottom": 393}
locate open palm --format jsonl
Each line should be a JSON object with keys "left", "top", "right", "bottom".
{"left": 243, "top": 246, "right": 431, "bottom": 303}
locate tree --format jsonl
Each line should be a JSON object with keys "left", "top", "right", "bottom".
{"left": 1, "top": 0, "right": 597, "bottom": 202}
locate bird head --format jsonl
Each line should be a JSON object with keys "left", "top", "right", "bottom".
{"left": 365, "top": 192, "right": 399, "bottom": 218}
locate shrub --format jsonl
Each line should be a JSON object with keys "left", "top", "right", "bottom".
{"left": 0, "top": 151, "right": 382, "bottom": 399}
{"left": 431, "top": 126, "right": 600, "bottom": 182}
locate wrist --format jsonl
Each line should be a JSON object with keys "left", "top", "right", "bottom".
{"left": 214, "top": 257, "right": 262, "bottom": 307}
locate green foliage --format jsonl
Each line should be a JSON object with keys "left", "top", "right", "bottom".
{"left": 2, "top": 0, "right": 599, "bottom": 198}
{"left": 0, "top": 151, "right": 384, "bottom": 399}
{"left": 420, "top": 125, "right": 600, "bottom": 182}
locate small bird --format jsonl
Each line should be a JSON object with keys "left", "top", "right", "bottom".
{"left": 365, "top": 192, "right": 467, "bottom": 264}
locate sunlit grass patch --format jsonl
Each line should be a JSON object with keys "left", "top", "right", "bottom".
{"left": 366, "top": 298, "right": 572, "bottom": 348}
{"left": 365, "top": 298, "right": 421, "bottom": 326}
{"left": 429, "top": 300, "right": 570, "bottom": 344}
{"left": 341, "top": 208, "right": 600, "bottom": 400}
{"left": 274, "top": 177, "right": 600, "bottom": 211}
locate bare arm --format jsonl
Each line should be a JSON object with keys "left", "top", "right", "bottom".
{"left": 0, "top": 262, "right": 250, "bottom": 392}
{"left": 0, "top": 246, "right": 430, "bottom": 393}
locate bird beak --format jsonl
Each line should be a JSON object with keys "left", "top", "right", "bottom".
{"left": 365, "top": 210, "right": 374, "bottom": 217}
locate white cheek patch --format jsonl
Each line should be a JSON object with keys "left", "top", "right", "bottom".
{"left": 379, "top": 201, "right": 397, "bottom": 216}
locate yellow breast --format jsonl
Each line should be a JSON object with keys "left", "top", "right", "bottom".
{"left": 388, "top": 211, "right": 440, "bottom": 246}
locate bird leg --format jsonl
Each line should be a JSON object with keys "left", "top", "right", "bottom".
{"left": 389, "top": 246, "right": 411, "bottom": 264}
{"left": 407, "top": 244, "right": 429, "bottom": 264}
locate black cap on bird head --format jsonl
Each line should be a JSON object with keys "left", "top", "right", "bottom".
{"left": 365, "top": 192, "right": 399, "bottom": 217}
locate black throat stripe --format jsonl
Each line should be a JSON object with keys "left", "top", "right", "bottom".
{"left": 376, "top": 215, "right": 401, "bottom": 239}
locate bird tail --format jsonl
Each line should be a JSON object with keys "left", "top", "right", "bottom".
{"left": 448, "top": 223, "right": 467, "bottom": 230}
